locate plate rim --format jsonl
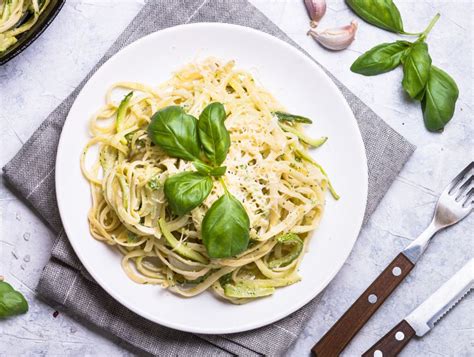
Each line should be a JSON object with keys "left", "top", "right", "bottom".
{"left": 55, "top": 22, "right": 368, "bottom": 334}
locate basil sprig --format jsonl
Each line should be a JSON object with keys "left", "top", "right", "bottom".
{"left": 346, "top": 0, "right": 405, "bottom": 34}
{"left": 148, "top": 103, "right": 251, "bottom": 258}
{"left": 350, "top": 9, "right": 458, "bottom": 132}
{"left": 201, "top": 188, "right": 250, "bottom": 259}
{"left": 0, "top": 281, "right": 28, "bottom": 319}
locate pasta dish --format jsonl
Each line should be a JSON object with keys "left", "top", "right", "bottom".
{"left": 0, "top": 0, "right": 50, "bottom": 52}
{"left": 81, "top": 58, "right": 336, "bottom": 304}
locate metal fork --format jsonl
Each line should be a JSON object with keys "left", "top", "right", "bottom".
{"left": 312, "top": 162, "right": 473, "bottom": 357}
{"left": 403, "top": 161, "right": 473, "bottom": 263}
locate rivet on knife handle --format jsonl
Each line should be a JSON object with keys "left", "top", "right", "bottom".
{"left": 361, "top": 320, "right": 416, "bottom": 357}
{"left": 311, "top": 253, "right": 414, "bottom": 357}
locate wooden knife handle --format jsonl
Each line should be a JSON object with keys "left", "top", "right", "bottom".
{"left": 362, "top": 320, "right": 416, "bottom": 357}
{"left": 311, "top": 253, "right": 415, "bottom": 357}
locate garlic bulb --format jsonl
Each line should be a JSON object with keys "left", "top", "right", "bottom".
{"left": 307, "top": 20, "right": 358, "bottom": 51}
{"left": 304, "top": 0, "right": 327, "bottom": 27}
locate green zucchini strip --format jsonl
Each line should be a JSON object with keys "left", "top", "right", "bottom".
{"left": 279, "top": 122, "right": 327, "bottom": 148}
{"left": 223, "top": 275, "right": 301, "bottom": 298}
{"left": 158, "top": 218, "right": 208, "bottom": 264}
{"left": 293, "top": 146, "right": 340, "bottom": 200}
{"left": 224, "top": 283, "right": 274, "bottom": 298}
{"left": 116, "top": 92, "right": 133, "bottom": 134}
{"left": 268, "top": 233, "right": 303, "bottom": 269}
{"left": 273, "top": 111, "right": 313, "bottom": 124}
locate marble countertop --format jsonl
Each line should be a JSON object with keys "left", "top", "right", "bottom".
{"left": 1, "top": 0, "right": 472, "bottom": 356}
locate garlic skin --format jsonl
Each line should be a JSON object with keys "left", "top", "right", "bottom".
{"left": 307, "top": 20, "right": 358, "bottom": 51}
{"left": 304, "top": 0, "right": 327, "bottom": 27}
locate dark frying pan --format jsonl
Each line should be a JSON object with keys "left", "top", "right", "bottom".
{"left": 0, "top": 0, "right": 65, "bottom": 65}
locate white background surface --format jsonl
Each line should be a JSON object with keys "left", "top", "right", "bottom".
{"left": 0, "top": 0, "right": 472, "bottom": 356}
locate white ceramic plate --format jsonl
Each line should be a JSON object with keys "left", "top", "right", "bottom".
{"left": 56, "top": 23, "right": 368, "bottom": 334}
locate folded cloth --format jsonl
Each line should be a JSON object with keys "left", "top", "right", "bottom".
{"left": 2, "top": 0, "right": 415, "bottom": 355}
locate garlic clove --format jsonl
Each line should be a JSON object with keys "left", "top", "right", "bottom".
{"left": 307, "top": 20, "right": 358, "bottom": 51}
{"left": 304, "top": 0, "right": 326, "bottom": 27}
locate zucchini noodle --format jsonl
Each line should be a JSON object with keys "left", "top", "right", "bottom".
{"left": 81, "top": 58, "right": 330, "bottom": 303}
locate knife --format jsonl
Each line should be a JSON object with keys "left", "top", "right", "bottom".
{"left": 362, "top": 259, "right": 474, "bottom": 357}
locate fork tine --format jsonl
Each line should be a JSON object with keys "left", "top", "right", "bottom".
{"left": 463, "top": 187, "right": 474, "bottom": 207}
{"left": 447, "top": 162, "right": 474, "bottom": 195}
{"left": 456, "top": 175, "right": 474, "bottom": 201}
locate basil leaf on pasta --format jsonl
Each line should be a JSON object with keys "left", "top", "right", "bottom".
{"left": 202, "top": 191, "right": 250, "bottom": 259}
{"left": 198, "top": 102, "right": 230, "bottom": 166}
{"left": 148, "top": 106, "right": 201, "bottom": 161}
{"left": 164, "top": 172, "right": 213, "bottom": 216}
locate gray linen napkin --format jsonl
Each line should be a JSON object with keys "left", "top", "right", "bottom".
{"left": 3, "top": 0, "right": 415, "bottom": 355}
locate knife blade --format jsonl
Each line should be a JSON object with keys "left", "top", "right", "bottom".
{"left": 363, "top": 259, "right": 473, "bottom": 357}
{"left": 406, "top": 258, "right": 473, "bottom": 336}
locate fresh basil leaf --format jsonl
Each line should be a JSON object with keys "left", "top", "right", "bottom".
{"left": 201, "top": 192, "right": 250, "bottom": 259}
{"left": 273, "top": 111, "right": 313, "bottom": 124}
{"left": 192, "top": 162, "right": 226, "bottom": 177}
{"left": 402, "top": 42, "right": 432, "bottom": 99}
{"left": 421, "top": 66, "right": 459, "bottom": 132}
{"left": 148, "top": 106, "right": 201, "bottom": 161}
{"left": 164, "top": 172, "right": 213, "bottom": 216}
{"left": 350, "top": 41, "right": 411, "bottom": 76}
{"left": 0, "top": 281, "right": 28, "bottom": 319}
{"left": 346, "top": 0, "right": 404, "bottom": 33}
{"left": 198, "top": 102, "right": 230, "bottom": 166}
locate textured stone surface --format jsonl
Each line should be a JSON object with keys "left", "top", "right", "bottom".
{"left": 0, "top": 0, "right": 472, "bottom": 356}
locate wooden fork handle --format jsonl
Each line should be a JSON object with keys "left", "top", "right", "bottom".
{"left": 362, "top": 320, "right": 416, "bottom": 357}
{"left": 311, "top": 253, "right": 415, "bottom": 357}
